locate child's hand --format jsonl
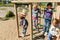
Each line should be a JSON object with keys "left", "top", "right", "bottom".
{"left": 56, "top": 34, "right": 59, "bottom": 37}
{"left": 20, "top": 23, "right": 23, "bottom": 26}
{"left": 20, "top": 25, "right": 24, "bottom": 27}
{"left": 56, "top": 28, "right": 59, "bottom": 32}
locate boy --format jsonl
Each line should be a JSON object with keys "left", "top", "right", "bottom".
{"left": 20, "top": 16, "right": 28, "bottom": 37}
{"left": 43, "top": 3, "right": 53, "bottom": 35}
{"left": 48, "top": 18, "right": 59, "bottom": 40}
{"left": 32, "top": 4, "right": 41, "bottom": 31}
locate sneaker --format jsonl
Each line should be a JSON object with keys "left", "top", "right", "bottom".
{"left": 44, "top": 32, "right": 47, "bottom": 36}
{"left": 40, "top": 31, "right": 44, "bottom": 35}
{"left": 21, "top": 34, "right": 25, "bottom": 37}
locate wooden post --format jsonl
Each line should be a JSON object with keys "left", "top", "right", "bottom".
{"left": 29, "top": 3, "right": 33, "bottom": 40}
{"left": 14, "top": 4, "right": 19, "bottom": 37}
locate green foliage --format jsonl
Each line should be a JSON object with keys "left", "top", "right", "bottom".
{"left": 0, "top": 3, "right": 14, "bottom": 7}
{"left": 5, "top": 11, "right": 15, "bottom": 18}
{"left": 0, "top": 8, "right": 6, "bottom": 10}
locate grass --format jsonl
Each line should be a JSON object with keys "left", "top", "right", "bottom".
{"left": 0, "top": 8, "right": 6, "bottom": 10}
{"left": 0, "top": 3, "right": 14, "bottom": 7}
{"left": 0, "top": 16, "right": 15, "bottom": 21}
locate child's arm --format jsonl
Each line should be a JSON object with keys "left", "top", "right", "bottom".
{"left": 43, "top": 10, "right": 46, "bottom": 18}
{"left": 38, "top": 9, "right": 42, "bottom": 14}
{"left": 20, "top": 20, "right": 23, "bottom": 26}
{"left": 23, "top": 19, "right": 25, "bottom": 26}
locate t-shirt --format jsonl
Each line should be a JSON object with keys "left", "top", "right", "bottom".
{"left": 49, "top": 25, "right": 59, "bottom": 36}
{"left": 44, "top": 8, "right": 53, "bottom": 19}
{"left": 32, "top": 9, "right": 41, "bottom": 20}
{"left": 20, "top": 19, "right": 28, "bottom": 26}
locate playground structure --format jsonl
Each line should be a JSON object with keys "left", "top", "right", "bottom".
{"left": 12, "top": 1, "right": 60, "bottom": 40}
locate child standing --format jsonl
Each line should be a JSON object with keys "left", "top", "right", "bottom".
{"left": 20, "top": 17, "right": 28, "bottom": 37}
{"left": 32, "top": 4, "right": 41, "bottom": 31}
{"left": 43, "top": 3, "right": 53, "bottom": 35}
{"left": 20, "top": 9, "right": 28, "bottom": 37}
{"left": 48, "top": 18, "right": 59, "bottom": 40}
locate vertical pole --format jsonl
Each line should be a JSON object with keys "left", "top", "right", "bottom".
{"left": 29, "top": 3, "right": 33, "bottom": 40}
{"left": 14, "top": 4, "right": 19, "bottom": 37}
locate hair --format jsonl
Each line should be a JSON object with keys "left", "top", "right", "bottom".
{"left": 52, "top": 18, "right": 60, "bottom": 24}
{"left": 33, "top": 4, "right": 38, "bottom": 8}
{"left": 20, "top": 17, "right": 25, "bottom": 19}
{"left": 47, "top": 3, "right": 52, "bottom": 7}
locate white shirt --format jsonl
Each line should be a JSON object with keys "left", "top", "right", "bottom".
{"left": 49, "top": 25, "right": 59, "bottom": 36}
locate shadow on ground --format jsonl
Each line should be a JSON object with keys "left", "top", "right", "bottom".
{"left": 33, "top": 35, "right": 45, "bottom": 40}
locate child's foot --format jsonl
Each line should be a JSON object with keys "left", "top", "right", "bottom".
{"left": 36, "top": 29, "right": 39, "bottom": 32}
{"left": 40, "top": 31, "right": 44, "bottom": 35}
{"left": 44, "top": 32, "right": 48, "bottom": 36}
{"left": 21, "top": 34, "right": 25, "bottom": 37}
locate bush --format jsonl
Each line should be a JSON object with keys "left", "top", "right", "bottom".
{"left": 5, "top": 11, "right": 15, "bottom": 18}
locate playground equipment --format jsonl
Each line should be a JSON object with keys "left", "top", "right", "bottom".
{"left": 11, "top": 1, "right": 60, "bottom": 40}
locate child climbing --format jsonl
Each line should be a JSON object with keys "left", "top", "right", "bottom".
{"left": 48, "top": 18, "right": 60, "bottom": 40}
{"left": 20, "top": 9, "right": 28, "bottom": 37}
{"left": 43, "top": 3, "right": 53, "bottom": 35}
{"left": 32, "top": 4, "right": 41, "bottom": 32}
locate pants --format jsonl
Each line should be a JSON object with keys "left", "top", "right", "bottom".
{"left": 43, "top": 19, "right": 51, "bottom": 34}
{"left": 48, "top": 32, "right": 53, "bottom": 40}
{"left": 33, "top": 19, "right": 39, "bottom": 30}
{"left": 22, "top": 25, "right": 28, "bottom": 36}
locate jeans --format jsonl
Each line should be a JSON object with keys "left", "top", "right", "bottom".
{"left": 43, "top": 19, "right": 51, "bottom": 34}
{"left": 33, "top": 19, "right": 39, "bottom": 30}
{"left": 48, "top": 32, "right": 53, "bottom": 40}
{"left": 22, "top": 25, "right": 28, "bottom": 36}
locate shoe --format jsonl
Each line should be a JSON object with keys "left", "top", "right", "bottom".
{"left": 44, "top": 32, "right": 47, "bottom": 36}
{"left": 40, "top": 31, "right": 44, "bottom": 35}
{"left": 21, "top": 34, "right": 25, "bottom": 37}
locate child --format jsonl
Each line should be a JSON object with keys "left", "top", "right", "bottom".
{"left": 32, "top": 4, "right": 41, "bottom": 31}
{"left": 48, "top": 18, "right": 59, "bottom": 40}
{"left": 43, "top": 3, "right": 53, "bottom": 35}
{"left": 20, "top": 9, "right": 28, "bottom": 37}
{"left": 20, "top": 17, "right": 28, "bottom": 37}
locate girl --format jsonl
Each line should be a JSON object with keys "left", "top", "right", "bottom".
{"left": 43, "top": 3, "right": 53, "bottom": 35}
{"left": 20, "top": 17, "right": 28, "bottom": 37}
{"left": 48, "top": 18, "right": 59, "bottom": 40}
{"left": 32, "top": 4, "right": 41, "bottom": 31}
{"left": 20, "top": 9, "right": 28, "bottom": 37}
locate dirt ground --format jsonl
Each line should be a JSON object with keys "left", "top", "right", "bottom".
{"left": 0, "top": 19, "right": 31, "bottom": 40}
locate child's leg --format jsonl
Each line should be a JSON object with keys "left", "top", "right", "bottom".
{"left": 48, "top": 33, "right": 53, "bottom": 40}
{"left": 43, "top": 19, "right": 51, "bottom": 35}
{"left": 43, "top": 26, "right": 47, "bottom": 34}
{"left": 33, "top": 19, "right": 39, "bottom": 31}
{"left": 46, "top": 20, "right": 51, "bottom": 34}
{"left": 43, "top": 19, "right": 48, "bottom": 34}
{"left": 20, "top": 20, "right": 23, "bottom": 26}
{"left": 22, "top": 26, "right": 28, "bottom": 36}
